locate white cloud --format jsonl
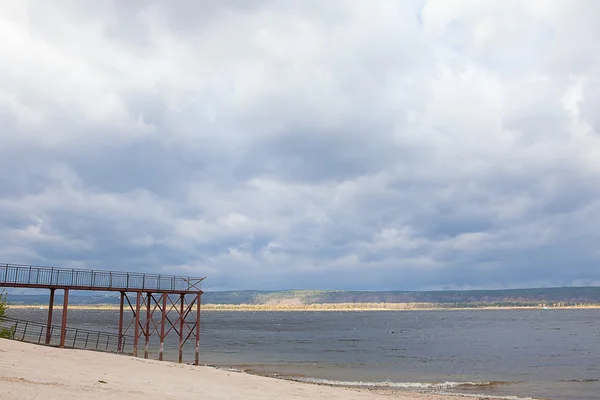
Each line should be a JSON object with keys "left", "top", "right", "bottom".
{"left": 1, "top": 0, "right": 599, "bottom": 290}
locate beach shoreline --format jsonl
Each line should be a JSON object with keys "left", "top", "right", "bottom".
{"left": 0, "top": 339, "right": 529, "bottom": 400}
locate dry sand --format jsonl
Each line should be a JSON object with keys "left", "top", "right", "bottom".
{"left": 0, "top": 339, "right": 476, "bottom": 400}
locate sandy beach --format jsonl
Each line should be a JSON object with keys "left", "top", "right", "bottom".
{"left": 0, "top": 339, "right": 478, "bottom": 400}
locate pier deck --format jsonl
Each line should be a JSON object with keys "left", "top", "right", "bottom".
{"left": 0, "top": 263, "right": 202, "bottom": 294}
{"left": 0, "top": 263, "right": 205, "bottom": 364}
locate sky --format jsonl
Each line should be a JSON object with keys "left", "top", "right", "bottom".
{"left": 1, "top": 0, "right": 600, "bottom": 291}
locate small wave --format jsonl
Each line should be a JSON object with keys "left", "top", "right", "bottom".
{"left": 560, "top": 378, "right": 599, "bottom": 383}
{"left": 430, "top": 391, "right": 537, "bottom": 400}
{"left": 214, "top": 366, "right": 245, "bottom": 373}
{"left": 289, "top": 377, "right": 508, "bottom": 390}
{"left": 225, "top": 371, "right": 539, "bottom": 399}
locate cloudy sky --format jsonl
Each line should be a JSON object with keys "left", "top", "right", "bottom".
{"left": 1, "top": 1, "right": 600, "bottom": 291}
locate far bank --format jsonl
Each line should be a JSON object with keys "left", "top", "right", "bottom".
{"left": 8, "top": 302, "right": 600, "bottom": 312}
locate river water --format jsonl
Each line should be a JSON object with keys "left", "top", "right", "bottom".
{"left": 7, "top": 308, "right": 600, "bottom": 400}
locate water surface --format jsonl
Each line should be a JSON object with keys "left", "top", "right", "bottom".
{"left": 8, "top": 308, "right": 600, "bottom": 400}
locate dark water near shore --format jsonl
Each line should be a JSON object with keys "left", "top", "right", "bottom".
{"left": 7, "top": 308, "right": 600, "bottom": 400}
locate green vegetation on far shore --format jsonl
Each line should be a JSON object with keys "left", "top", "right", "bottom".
{"left": 5, "top": 286, "right": 600, "bottom": 311}
{"left": 9, "top": 302, "right": 600, "bottom": 312}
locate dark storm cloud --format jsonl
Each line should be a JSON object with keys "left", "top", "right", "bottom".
{"left": 233, "top": 123, "right": 403, "bottom": 182}
{"left": 1, "top": 0, "right": 600, "bottom": 290}
{"left": 66, "top": 137, "right": 205, "bottom": 196}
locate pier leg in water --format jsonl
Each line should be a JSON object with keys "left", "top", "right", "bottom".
{"left": 159, "top": 294, "right": 166, "bottom": 361}
{"left": 59, "top": 289, "right": 69, "bottom": 348}
{"left": 45, "top": 288, "right": 55, "bottom": 345}
{"left": 179, "top": 294, "right": 184, "bottom": 363}
{"left": 195, "top": 292, "right": 201, "bottom": 366}
{"left": 133, "top": 292, "right": 141, "bottom": 357}
{"left": 117, "top": 291, "right": 124, "bottom": 353}
{"left": 144, "top": 292, "right": 151, "bottom": 359}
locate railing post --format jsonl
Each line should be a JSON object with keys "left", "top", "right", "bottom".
{"left": 38, "top": 325, "right": 44, "bottom": 343}
{"left": 22, "top": 321, "right": 28, "bottom": 340}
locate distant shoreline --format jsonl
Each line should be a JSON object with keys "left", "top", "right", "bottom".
{"left": 9, "top": 303, "right": 600, "bottom": 311}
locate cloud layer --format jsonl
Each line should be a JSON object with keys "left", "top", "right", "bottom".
{"left": 1, "top": 0, "right": 600, "bottom": 290}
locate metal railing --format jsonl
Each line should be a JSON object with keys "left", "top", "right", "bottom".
{"left": 0, "top": 316, "right": 133, "bottom": 353}
{"left": 0, "top": 263, "right": 204, "bottom": 293}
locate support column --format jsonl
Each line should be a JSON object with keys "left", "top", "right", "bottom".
{"left": 133, "top": 292, "right": 141, "bottom": 357}
{"left": 144, "top": 293, "right": 151, "bottom": 359}
{"left": 195, "top": 293, "right": 201, "bottom": 366}
{"left": 45, "top": 288, "right": 55, "bottom": 345}
{"left": 117, "top": 291, "right": 125, "bottom": 353}
{"left": 178, "top": 294, "right": 184, "bottom": 363}
{"left": 59, "top": 289, "right": 69, "bottom": 348}
{"left": 159, "top": 294, "right": 167, "bottom": 361}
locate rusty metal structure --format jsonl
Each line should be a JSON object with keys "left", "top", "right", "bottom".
{"left": 0, "top": 263, "right": 205, "bottom": 364}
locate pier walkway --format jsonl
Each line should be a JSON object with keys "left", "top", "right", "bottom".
{"left": 0, "top": 263, "right": 201, "bottom": 293}
{"left": 0, "top": 263, "right": 205, "bottom": 364}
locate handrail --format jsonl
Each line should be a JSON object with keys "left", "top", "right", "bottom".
{"left": 0, "top": 263, "right": 205, "bottom": 293}
{"left": 0, "top": 316, "right": 133, "bottom": 353}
